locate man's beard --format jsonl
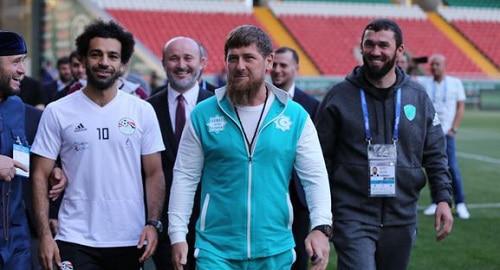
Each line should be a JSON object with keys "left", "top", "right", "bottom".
{"left": 167, "top": 67, "right": 201, "bottom": 92}
{"left": 86, "top": 64, "right": 120, "bottom": 91}
{"left": 0, "top": 72, "right": 16, "bottom": 98}
{"left": 227, "top": 73, "right": 264, "bottom": 106}
{"left": 363, "top": 53, "right": 397, "bottom": 80}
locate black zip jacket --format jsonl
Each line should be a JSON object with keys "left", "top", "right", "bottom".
{"left": 316, "top": 66, "right": 452, "bottom": 226}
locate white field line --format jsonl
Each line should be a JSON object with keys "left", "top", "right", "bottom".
{"left": 457, "top": 151, "right": 500, "bottom": 165}
{"left": 418, "top": 203, "right": 500, "bottom": 210}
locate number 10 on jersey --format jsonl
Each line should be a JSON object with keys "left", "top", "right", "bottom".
{"left": 97, "top": 128, "right": 109, "bottom": 140}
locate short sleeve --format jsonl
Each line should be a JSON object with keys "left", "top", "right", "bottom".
{"left": 30, "top": 105, "right": 62, "bottom": 160}
{"left": 140, "top": 103, "right": 165, "bottom": 155}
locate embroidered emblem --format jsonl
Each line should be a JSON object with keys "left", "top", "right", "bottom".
{"left": 432, "top": 112, "right": 441, "bottom": 126}
{"left": 207, "top": 115, "right": 227, "bottom": 133}
{"left": 118, "top": 117, "right": 136, "bottom": 135}
{"left": 404, "top": 104, "right": 416, "bottom": 121}
{"left": 275, "top": 115, "right": 292, "bottom": 131}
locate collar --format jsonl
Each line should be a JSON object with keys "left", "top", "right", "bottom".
{"left": 214, "top": 81, "right": 289, "bottom": 106}
{"left": 168, "top": 83, "right": 200, "bottom": 106}
{"left": 286, "top": 82, "right": 296, "bottom": 98}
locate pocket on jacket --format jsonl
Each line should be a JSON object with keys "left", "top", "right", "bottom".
{"left": 200, "top": 193, "right": 210, "bottom": 232}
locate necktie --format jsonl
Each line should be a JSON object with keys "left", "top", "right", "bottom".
{"left": 175, "top": 94, "right": 186, "bottom": 142}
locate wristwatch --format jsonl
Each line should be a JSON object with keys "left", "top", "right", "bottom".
{"left": 146, "top": 220, "right": 163, "bottom": 233}
{"left": 312, "top": 225, "right": 332, "bottom": 239}
{"left": 450, "top": 127, "right": 458, "bottom": 134}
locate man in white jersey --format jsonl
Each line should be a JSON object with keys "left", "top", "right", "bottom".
{"left": 418, "top": 54, "right": 470, "bottom": 219}
{"left": 31, "top": 20, "right": 165, "bottom": 270}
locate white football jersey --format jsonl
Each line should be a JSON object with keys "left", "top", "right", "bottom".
{"left": 32, "top": 90, "right": 165, "bottom": 247}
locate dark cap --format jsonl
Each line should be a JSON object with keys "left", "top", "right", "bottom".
{"left": 0, "top": 31, "right": 27, "bottom": 56}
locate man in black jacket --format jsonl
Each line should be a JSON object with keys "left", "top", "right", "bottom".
{"left": 316, "top": 18, "right": 453, "bottom": 270}
{"left": 271, "top": 46, "right": 319, "bottom": 270}
{"left": 148, "top": 36, "right": 212, "bottom": 270}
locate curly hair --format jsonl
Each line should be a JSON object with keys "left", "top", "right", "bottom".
{"left": 76, "top": 20, "right": 135, "bottom": 64}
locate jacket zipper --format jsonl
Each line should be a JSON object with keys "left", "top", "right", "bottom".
{"left": 219, "top": 98, "right": 287, "bottom": 259}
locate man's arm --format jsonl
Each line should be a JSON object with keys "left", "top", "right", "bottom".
{"left": 143, "top": 152, "right": 165, "bottom": 221}
{"left": 449, "top": 101, "right": 465, "bottom": 135}
{"left": 31, "top": 154, "right": 61, "bottom": 269}
{"left": 137, "top": 152, "right": 165, "bottom": 262}
{"left": 295, "top": 117, "right": 332, "bottom": 270}
{"left": 422, "top": 95, "right": 453, "bottom": 241}
{"left": 169, "top": 121, "right": 204, "bottom": 270}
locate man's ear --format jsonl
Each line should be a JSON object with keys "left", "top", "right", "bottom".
{"left": 265, "top": 52, "right": 274, "bottom": 73}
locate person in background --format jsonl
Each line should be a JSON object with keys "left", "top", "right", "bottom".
{"left": 148, "top": 36, "right": 213, "bottom": 270}
{"left": 270, "top": 46, "right": 320, "bottom": 270}
{"left": 418, "top": 54, "right": 470, "bottom": 219}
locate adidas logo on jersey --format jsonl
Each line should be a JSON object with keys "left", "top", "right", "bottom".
{"left": 74, "top": 123, "right": 87, "bottom": 132}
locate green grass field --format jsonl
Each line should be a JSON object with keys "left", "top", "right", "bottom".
{"left": 144, "top": 110, "right": 500, "bottom": 270}
{"left": 327, "top": 110, "right": 500, "bottom": 269}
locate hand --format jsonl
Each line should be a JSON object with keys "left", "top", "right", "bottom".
{"left": 305, "top": 230, "right": 330, "bottom": 270}
{"left": 49, "top": 219, "right": 59, "bottom": 236}
{"left": 435, "top": 201, "right": 454, "bottom": 241}
{"left": 171, "top": 242, "right": 188, "bottom": 270}
{"left": 49, "top": 167, "right": 67, "bottom": 201}
{"left": 0, "top": 155, "right": 27, "bottom": 181}
{"left": 447, "top": 129, "right": 456, "bottom": 137}
{"left": 137, "top": 225, "right": 158, "bottom": 262}
{"left": 38, "top": 235, "right": 61, "bottom": 270}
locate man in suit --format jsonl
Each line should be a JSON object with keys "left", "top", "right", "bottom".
{"left": 148, "top": 36, "right": 213, "bottom": 270}
{"left": 271, "top": 46, "right": 320, "bottom": 270}
{"left": 198, "top": 42, "right": 217, "bottom": 92}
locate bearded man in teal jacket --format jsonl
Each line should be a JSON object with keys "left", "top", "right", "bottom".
{"left": 168, "top": 25, "right": 332, "bottom": 270}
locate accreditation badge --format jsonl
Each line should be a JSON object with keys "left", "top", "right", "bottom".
{"left": 13, "top": 144, "right": 30, "bottom": 177}
{"left": 367, "top": 144, "right": 397, "bottom": 197}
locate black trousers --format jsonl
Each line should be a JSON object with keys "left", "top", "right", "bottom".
{"left": 57, "top": 240, "right": 143, "bottom": 270}
{"left": 332, "top": 220, "right": 416, "bottom": 270}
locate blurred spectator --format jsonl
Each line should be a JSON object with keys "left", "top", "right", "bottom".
{"left": 126, "top": 71, "right": 151, "bottom": 96}
{"left": 53, "top": 51, "right": 87, "bottom": 101}
{"left": 118, "top": 77, "right": 148, "bottom": 99}
{"left": 43, "top": 56, "right": 72, "bottom": 104}
{"left": 215, "top": 67, "right": 227, "bottom": 88}
{"left": 418, "top": 54, "right": 470, "bottom": 219}
{"left": 198, "top": 42, "right": 217, "bottom": 92}
{"left": 19, "top": 76, "right": 45, "bottom": 109}
{"left": 149, "top": 71, "right": 162, "bottom": 91}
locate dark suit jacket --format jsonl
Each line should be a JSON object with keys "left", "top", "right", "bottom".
{"left": 147, "top": 86, "right": 213, "bottom": 241}
{"left": 199, "top": 80, "right": 217, "bottom": 92}
{"left": 43, "top": 80, "right": 58, "bottom": 105}
{"left": 23, "top": 104, "right": 42, "bottom": 235}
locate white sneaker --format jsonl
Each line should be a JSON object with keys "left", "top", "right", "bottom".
{"left": 456, "top": 203, "right": 471, "bottom": 219}
{"left": 423, "top": 203, "right": 437, "bottom": 215}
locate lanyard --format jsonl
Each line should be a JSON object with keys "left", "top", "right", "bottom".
{"left": 235, "top": 90, "right": 269, "bottom": 152}
{"left": 360, "top": 88, "right": 401, "bottom": 144}
{"left": 431, "top": 79, "right": 447, "bottom": 103}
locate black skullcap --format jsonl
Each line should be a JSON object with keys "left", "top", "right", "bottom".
{"left": 0, "top": 31, "right": 27, "bottom": 56}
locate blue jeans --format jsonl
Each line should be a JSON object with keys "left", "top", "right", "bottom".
{"left": 446, "top": 135, "right": 466, "bottom": 204}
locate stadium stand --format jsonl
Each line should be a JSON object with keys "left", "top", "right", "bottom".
{"left": 92, "top": 0, "right": 259, "bottom": 74}
{"left": 444, "top": 0, "right": 500, "bottom": 8}
{"left": 285, "top": 0, "right": 392, "bottom": 3}
{"left": 270, "top": 1, "right": 484, "bottom": 76}
{"left": 438, "top": 6, "right": 500, "bottom": 68}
